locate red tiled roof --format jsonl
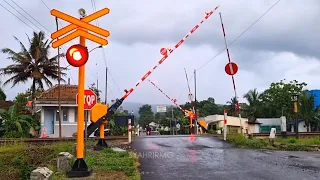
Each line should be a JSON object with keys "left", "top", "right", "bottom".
{"left": 37, "top": 85, "right": 78, "bottom": 101}
{"left": 0, "top": 100, "right": 14, "bottom": 110}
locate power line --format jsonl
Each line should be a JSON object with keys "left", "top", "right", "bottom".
{"left": 176, "top": 0, "right": 281, "bottom": 101}
{"left": 1, "top": 0, "right": 76, "bottom": 84}
{"left": 0, "top": 3, "right": 37, "bottom": 31}
{"left": 38, "top": 0, "right": 98, "bottom": 85}
{"left": 10, "top": 0, "right": 52, "bottom": 33}
{"left": 3, "top": 0, "right": 42, "bottom": 31}
{"left": 197, "top": 0, "right": 281, "bottom": 71}
{"left": 102, "top": 50, "right": 122, "bottom": 94}
{"left": 90, "top": 0, "right": 122, "bottom": 96}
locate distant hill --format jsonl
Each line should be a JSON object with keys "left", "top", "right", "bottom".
{"left": 121, "top": 101, "right": 171, "bottom": 116}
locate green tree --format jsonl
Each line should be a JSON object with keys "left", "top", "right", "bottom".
{"left": 13, "top": 88, "right": 40, "bottom": 114}
{"left": 243, "top": 88, "right": 262, "bottom": 122}
{"left": 138, "top": 104, "right": 154, "bottom": 127}
{"left": 260, "top": 79, "right": 307, "bottom": 120}
{"left": 299, "top": 91, "right": 316, "bottom": 132}
{"left": 89, "top": 83, "right": 101, "bottom": 102}
{"left": 0, "top": 105, "right": 34, "bottom": 138}
{"left": 0, "top": 31, "right": 67, "bottom": 113}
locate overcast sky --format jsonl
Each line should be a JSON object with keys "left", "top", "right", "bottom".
{"left": 0, "top": 0, "right": 319, "bottom": 105}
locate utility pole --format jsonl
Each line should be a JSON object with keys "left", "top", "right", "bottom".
{"left": 105, "top": 67, "right": 108, "bottom": 104}
{"left": 171, "top": 105, "right": 174, "bottom": 135}
{"left": 96, "top": 78, "right": 99, "bottom": 102}
{"left": 292, "top": 94, "right": 299, "bottom": 138}
{"left": 194, "top": 69, "right": 198, "bottom": 135}
{"left": 55, "top": 17, "right": 62, "bottom": 139}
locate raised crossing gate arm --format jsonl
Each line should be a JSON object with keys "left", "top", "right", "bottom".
{"left": 85, "top": 5, "right": 220, "bottom": 137}
{"left": 148, "top": 79, "right": 207, "bottom": 131}
{"left": 148, "top": 79, "right": 186, "bottom": 113}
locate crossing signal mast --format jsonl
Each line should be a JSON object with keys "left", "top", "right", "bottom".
{"left": 50, "top": 7, "right": 110, "bottom": 178}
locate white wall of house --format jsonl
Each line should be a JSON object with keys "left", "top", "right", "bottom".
{"left": 203, "top": 114, "right": 248, "bottom": 133}
{"left": 290, "top": 121, "right": 311, "bottom": 132}
{"left": 39, "top": 105, "right": 93, "bottom": 137}
{"left": 248, "top": 124, "right": 260, "bottom": 134}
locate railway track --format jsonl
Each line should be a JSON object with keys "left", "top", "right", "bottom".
{"left": 0, "top": 136, "right": 128, "bottom": 144}
{"left": 252, "top": 132, "right": 320, "bottom": 138}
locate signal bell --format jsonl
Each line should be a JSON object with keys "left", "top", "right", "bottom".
{"left": 66, "top": 44, "right": 89, "bottom": 67}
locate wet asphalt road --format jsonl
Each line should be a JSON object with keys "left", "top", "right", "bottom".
{"left": 132, "top": 135, "right": 320, "bottom": 180}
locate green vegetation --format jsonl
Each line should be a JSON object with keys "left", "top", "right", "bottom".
{"left": 0, "top": 141, "right": 140, "bottom": 180}
{"left": 132, "top": 79, "right": 320, "bottom": 134}
{"left": 226, "top": 134, "right": 320, "bottom": 151}
{"left": 0, "top": 105, "right": 35, "bottom": 138}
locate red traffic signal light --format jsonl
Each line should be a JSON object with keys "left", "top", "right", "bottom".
{"left": 66, "top": 44, "right": 89, "bottom": 67}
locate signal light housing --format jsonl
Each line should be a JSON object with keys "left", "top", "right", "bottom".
{"left": 66, "top": 44, "right": 89, "bottom": 67}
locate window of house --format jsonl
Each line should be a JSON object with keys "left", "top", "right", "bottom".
{"left": 63, "top": 108, "right": 68, "bottom": 121}
{"left": 74, "top": 109, "right": 77, "bottom": 122}
{"left": 56, "top": 110, "right": 60, "bottom": 121}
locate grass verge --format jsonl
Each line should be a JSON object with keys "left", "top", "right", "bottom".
{"left": 0, "top": 141, "right": 140, "bottom": 180}
{"left": 226, "top": 134, "right": 320, "bottom": 151}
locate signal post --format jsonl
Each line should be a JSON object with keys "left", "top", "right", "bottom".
{"left": 50, "top": 8, "right": 110, "bottom": 178}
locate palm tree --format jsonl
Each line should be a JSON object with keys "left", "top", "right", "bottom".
{"left": 0, "top": 31, "right": 67, "bottom": 113}
{"left": 243, "top": 88, "right": 262, "bottom": 122}
{"left": 0, "top": 105, "right": 34, "bottom": 138}
{"left": 226, "top": 96, "right": 238, "bottom": 116}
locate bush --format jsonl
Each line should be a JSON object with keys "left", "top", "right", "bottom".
{"left": 208, "top": 129, "right": 215, "bottom": 134}
{"left": 111, "top": 126, "right": 128, "bottom": 136}
{"left": 227, "top": 133, "right": 268, "bottom": 149}
{"left": 288, "top": 138, "right": 297, "bottom": 144}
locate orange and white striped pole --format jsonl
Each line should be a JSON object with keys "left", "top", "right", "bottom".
{"left": 224, "top": 109, "right": 228, "bottom": 141}
{"left": 128, "top": 118, "right": 132, "bottom": 143}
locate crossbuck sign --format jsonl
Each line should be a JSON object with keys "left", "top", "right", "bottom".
{"left": 76, "top": 89, "right": 97, "bottom": 110}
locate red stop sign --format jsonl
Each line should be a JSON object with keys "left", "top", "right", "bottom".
{"left": 76, "top": 89, "right": 97, "bottom": 110}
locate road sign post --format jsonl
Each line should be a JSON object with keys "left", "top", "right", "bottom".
{"left": 224, "top": 109, "right": 228, "bottom": 141}
{"left": 50, "top": 7, "right": 110, "bottom": 178}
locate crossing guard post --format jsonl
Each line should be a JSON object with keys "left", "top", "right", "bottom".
{"left": 91, "top": 103, "right": 109, "bottom": 150}
{"left": 50, "top": 8, "right": 110, "bottom": 177}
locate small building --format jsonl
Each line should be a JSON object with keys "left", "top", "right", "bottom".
{"left": 35, "top": 84, "right": 91, "bottom": 137}
{"left": 247, "top": 122, "right": 262, "bottom": 134}
{"left": 256, "top": 118, "right": 282, "bottom": 133}
{"left": 203, "top": 114, "right": 248, "bottom": 134}
{"left": 288, "top": 119, "right": 311, "bottom": 132}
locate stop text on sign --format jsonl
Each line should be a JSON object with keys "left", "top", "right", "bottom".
{"left": 76, "top": 89, "right": 97, "bottom": 110}
{"left": 84, "top": 95, "right": 96, "bottom": 106}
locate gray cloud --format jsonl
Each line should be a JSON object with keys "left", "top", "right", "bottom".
{"left": 0, "top": 0, "right": 320, "bottom": 106}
